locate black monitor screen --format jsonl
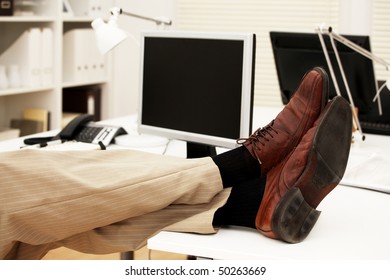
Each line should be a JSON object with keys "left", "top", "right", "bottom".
{"left": 270, "top": 31, "right": 388, "bottom": 124}
{"left": 139, "top": 31, "right": 256, "bottom": 149}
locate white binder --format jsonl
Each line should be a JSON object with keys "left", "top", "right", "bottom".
{"left": 68, "top": 0, "right": 113, "bottom": 17}
{"left": 63, "top": 28, "right": 106, "bottom": 83}
{"left": 41, "top": 27, "right": 54, "bottom": 86}
{"left": 0, "top": 28, "right": 42, "bottom": 87}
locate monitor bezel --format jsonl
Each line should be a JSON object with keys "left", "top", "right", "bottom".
{"left": 137, "top": 30, "right": 256, "bottom": 149}
{"left": 270, "top": 31, "right": 378, "bottom": 115}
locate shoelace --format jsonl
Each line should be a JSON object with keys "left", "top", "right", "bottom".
{"left": 236, "top": 120, "right": 278, "bottom": 164}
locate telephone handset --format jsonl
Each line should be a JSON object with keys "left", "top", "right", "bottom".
{"left": 56, "top": 114, "right": 95, "bottom": 140}
{"left": 24, "top": 114, "right": 127, "bottom": 147}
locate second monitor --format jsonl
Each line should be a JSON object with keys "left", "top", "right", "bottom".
{"left": 270, "top": 31, "right": 390, "bottom": 136}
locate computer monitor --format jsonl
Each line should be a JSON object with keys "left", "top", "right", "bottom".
{"left": 270, "top": 31, "right": 390, "bottom": 130}
{"left": 138, "top": 31, "right": 256, "bottom": 157}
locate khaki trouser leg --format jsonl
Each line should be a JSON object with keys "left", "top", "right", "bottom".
{"left": 0, "top": 149, "right": 227, "bottom": 259}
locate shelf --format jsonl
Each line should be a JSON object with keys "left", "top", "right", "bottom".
{"left": 62, "top": 17, "right": 100, "bottom": 23}
{"left": 0, "top": 86, "right": 55, "bottom": 97}
{"left": 0, "top": 16, "right": 56, "bottom": 22}
{"left": 62, "top": 80, "right": 108, "bottom": 88}
{"left": 0, "top": 0, "right": 112, "bottom": 130}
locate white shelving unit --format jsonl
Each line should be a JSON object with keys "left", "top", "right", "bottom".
{"left": 0, "top": 0, "right": 112, "bottom": 134}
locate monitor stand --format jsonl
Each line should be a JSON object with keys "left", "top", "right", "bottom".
{"left": 186, "top": 142, "right": 217, "bottom": 158}
{"left": 114, "top": 134, "right": 169, "bottom": 147}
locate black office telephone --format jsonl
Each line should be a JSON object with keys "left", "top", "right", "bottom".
{"left": 24, "top": 114, "right": 127, "bottom": 147}
{"left": 56, "top": 114, "right": 94, "bottom": 140}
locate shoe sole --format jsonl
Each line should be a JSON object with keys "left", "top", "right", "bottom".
{"left": 313, "top": 67, "right": 330, "bottom": 110}
{"left": 297, "top": 67, "right": 330, "bottom": 112}
{"left": 288, "top": 67, "right": 330, "bottom": 157}
{"left": 271, "top": 96, "right": 352, "bottom": 243}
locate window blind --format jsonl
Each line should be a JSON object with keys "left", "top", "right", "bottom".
{"left": 372, "top": 0, "right": 390, "bottom": 82}
{"left": 175, "top": 0, "right": 339, "bottom": 107}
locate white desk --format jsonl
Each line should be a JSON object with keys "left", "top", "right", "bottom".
{"left": 147, "top": 108, "right": 390, "bottom": 260}
{"left": 148, "top": 185, "right": 390, "bottom": 260}
{"left": 1, "top": 107, "right": 390, "bottom": 260}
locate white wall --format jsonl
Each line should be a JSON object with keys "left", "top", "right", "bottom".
{"left": 109, "top": 0, "right": 176, "bottom": 118}
{"left": 109, "top": 0, "right": 373, "bottom": 118}
{"left": 339, "top": 0, "right": 372, "bottom": 35}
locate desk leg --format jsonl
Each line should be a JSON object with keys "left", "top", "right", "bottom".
{"left": 120, "top": 251, "right": 197, "bottom": 260}
{"left": 120, "top": 251, "right": 134, "bottom": 260}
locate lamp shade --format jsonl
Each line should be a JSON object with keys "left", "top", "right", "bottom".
{"left": 91, "top": 18, "right": 128, "bottom": 54}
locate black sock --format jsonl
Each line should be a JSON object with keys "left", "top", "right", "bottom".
{"left": 211, "top": 146, "right": 261, "bottom": 188}
{"left": 212, "top": 176, "right": 266, "bottom": 229}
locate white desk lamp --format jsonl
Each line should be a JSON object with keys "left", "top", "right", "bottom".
{"left": 91, "top": 7, "right": 172, "bottom": 54}
{"left": 316, "top": 25, "right": 390, "bottom": 141}
{"left": 91, "top": 7, "right": 172, "bottom": 149}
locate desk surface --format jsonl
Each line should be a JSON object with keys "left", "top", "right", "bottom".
{"left": 1, "top": 106, "right": 390, "bottom": 260}
{"left": 147, "top": 106, "right": 390, "bottom": 260}
{"left": 148, "top": 185, "right": 390, "bottom": 260}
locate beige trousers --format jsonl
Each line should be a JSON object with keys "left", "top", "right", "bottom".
{"left": 0, "top": 149, "right": 230, "bottom": 259}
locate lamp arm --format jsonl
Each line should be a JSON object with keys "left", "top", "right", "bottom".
{"left": 322, "top": 25, "right": 387, "bottom": 112}
{"left": 316, "top": 25, "right": 390, "bottom": 140}
{"left": 320, "top": 26, "right": 390, "bottom": 70}
{"left": 316, "top": 25, "right": 365, "bottom": 140}
{"left": 111, "top": 7, "right": 172, "bottom": 26}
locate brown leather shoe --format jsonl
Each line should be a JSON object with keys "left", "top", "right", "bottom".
{"left": 255, "top": 96, "right": 352, "bottom": 243}
{"left": 238, "top": 67, "right": 329, "bottom": 175}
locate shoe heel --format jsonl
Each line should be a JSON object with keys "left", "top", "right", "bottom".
{"left": 272, "top": 187, "right": 321, "bottom": 243}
